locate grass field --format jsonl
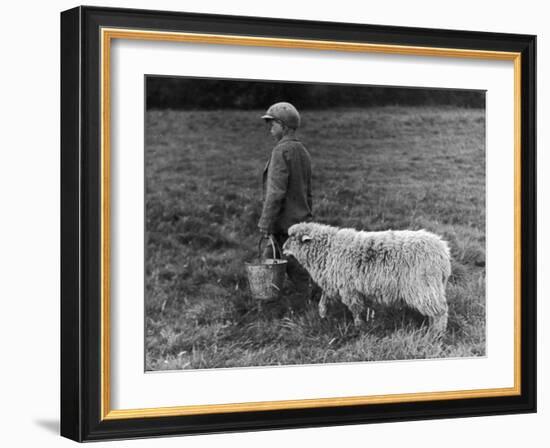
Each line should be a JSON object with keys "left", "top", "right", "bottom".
{"left": 145, "top": 106, "right": 486, "bottom": 371}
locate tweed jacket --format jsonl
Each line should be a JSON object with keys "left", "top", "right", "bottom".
{"left": 258, "top": 136, "right": 313, "bottom": 234}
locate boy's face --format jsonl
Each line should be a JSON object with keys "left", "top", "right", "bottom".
{"left": 268, "top": 119, "right": 284, "bottom": 141}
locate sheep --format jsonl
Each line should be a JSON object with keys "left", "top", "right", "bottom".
{"left": 282, "top": 222, "right": 451, "bottom": 332}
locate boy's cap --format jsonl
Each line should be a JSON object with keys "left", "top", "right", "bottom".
{"left": 261, "top": 102, "right": 300, "bottom": 129}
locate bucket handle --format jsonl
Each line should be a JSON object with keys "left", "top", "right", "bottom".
{"left": 258, "top": 235, "right": 283, "bottom": 260}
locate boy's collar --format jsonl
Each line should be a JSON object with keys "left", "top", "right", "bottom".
{"left": 278, "top": 135, "right": 298, "bottom": 144}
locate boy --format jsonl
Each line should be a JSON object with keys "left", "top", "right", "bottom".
{"left": 258, "top": 102, "right": 313, "bottom": 299}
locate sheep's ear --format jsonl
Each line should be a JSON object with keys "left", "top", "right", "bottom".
{"left": 301, "top": 235, "right": 312, "bottom": 243}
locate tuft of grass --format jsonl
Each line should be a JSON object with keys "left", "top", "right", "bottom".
{"left": 145, "top": 106, "right": 486, "bottom": 370}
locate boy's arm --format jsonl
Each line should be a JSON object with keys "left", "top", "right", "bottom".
{"left": 258, "top": 148, "right": 289, "bottom": 233}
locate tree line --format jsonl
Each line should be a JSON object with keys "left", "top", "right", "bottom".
{"left": 146, "top": 76, "right": 485, "bottom": 110}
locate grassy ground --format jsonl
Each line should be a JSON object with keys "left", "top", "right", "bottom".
{"left": 145, "top": 106, "right": 486, "bottom": 371}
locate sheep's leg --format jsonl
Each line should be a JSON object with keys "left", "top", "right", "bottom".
{"left": 429, "top": 311, "right": 448, "bottom": 333}
{"left": 362, "top": 295, "right": 377, "bottom": 323}
{"left": 318, "top": 292, "right": 329, "bottom": 318}
{"left": 365, "top": 307, "right": 375, "bottom": 322}
{"left": 426, "top": 289, "right": 449, "bottom": 333}
{"left": 340, "top": 290, "right": 366, "bottom": 328}
{"left": 350, "top": 304, "right": 364, "bottom": 328}
{"left": 407, "top": 280, "right": 448, "bottom": 333}
{"left": 430, "top": 288, "right": 449, "bottom": 333}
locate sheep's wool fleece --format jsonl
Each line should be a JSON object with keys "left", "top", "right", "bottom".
{"left": 286, "top": 222, "right": 451, "bottom": 318}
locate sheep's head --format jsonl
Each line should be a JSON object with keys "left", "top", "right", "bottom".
{"left": 283, "top": 222, "right": 332, "bottom": 267}
{"left": 283, "top": 224, "right": 313, "bottom": 258}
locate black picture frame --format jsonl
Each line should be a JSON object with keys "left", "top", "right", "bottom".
{"left": 61, "top": 5, "right": 536, "bottom": 442}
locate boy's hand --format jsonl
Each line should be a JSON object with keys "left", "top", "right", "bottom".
{"left": 260, "top": 229, "right": 271, "bottom": 238}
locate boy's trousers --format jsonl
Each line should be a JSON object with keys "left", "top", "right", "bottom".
{"left": 262, "top": 233, "right": 312, "bottom": 299}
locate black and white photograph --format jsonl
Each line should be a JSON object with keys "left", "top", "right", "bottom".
{"left": 144, "top": 77, "right": 486, "bottom": 371}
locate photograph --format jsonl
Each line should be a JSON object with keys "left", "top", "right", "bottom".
{"left": 144, "top": 76, "right": 487, "bottom": 371}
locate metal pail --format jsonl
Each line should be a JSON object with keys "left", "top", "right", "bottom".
{"left": 245, "top": 236, "right": 287, "bottom": 301}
